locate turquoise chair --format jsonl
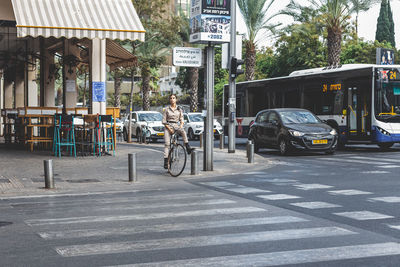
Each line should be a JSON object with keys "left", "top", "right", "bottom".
{"left": 93, "top": 115, "right": 115, "bottom": 156}
{"left": 53, "top": 114, "right": 76, "bottom": 158}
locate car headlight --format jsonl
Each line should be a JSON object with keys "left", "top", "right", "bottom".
{"left": 376, "top": 126, "right": 390, "bottom": 136}
{"left": 289, "top": 130, "right": 305, "bottom": 137}
{"left": 195, "top": 125, "right": 202, "bottom": 129}
{"left": 329, "top": 129, "right": 337, "bottom": 135}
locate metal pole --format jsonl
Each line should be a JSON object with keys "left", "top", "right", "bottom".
{"left": 248, "top": 143, "right": 254, "bottom": 163}
{"left": 228, "top": 0, "right": 237, "bottom": 153}
{"left": 204, "top": 44, "right": 214, "bottom": 171}
{"left": 246, "top": 140, "right": 253, "bottom": 158}
{"left": 219, "top": 133, "right": 224, "bottom": 149}
{"left": 44, "top": 160, "right": 54, "bottom": 189}
{"left": 191, "top": 150, "right": 199, "bottom": 175}
{"left": 128, "top": 153, "right": 137, "bottom": 182}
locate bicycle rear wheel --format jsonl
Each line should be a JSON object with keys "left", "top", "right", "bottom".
{"left": 168, "top": 144, "right": 187, "bottom": 177}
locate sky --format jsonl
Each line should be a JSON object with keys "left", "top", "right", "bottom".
{"left": 236, "top": 0, "right": 400, "bottom": 49}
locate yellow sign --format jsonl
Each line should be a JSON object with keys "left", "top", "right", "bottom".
{"left": 323, "top": 83, "right": 342, "bottom": 92}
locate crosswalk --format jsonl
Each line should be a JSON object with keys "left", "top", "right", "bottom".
{"left": 17, "top": 188, "right": 400, "bottom": 266}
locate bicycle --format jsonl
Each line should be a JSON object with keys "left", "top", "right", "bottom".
{"left": 168, "top": 131, "right": 187, "bottom": 177}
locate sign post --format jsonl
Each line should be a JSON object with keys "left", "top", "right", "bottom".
{"left": 228, "top": 0, "right": 236, "bottom": 153}
{"left": 190, "top": 0, "right": 231, "bottom": 171}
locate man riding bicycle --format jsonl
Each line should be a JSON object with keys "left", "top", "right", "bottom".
{"left": 162, "top": 94, "right": 194, "bottom": 169}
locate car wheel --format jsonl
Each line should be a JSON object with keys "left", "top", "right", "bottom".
{"left": 188, "top": 128, "right": 195, "bottom": 141}
{"left": 253, "top": 140, "right": 260, "bottom": 153}
{"left": 279, "top": 138, "right": 290, "bottom": 156}
{"left": 151, "top": 138, "right": 158, "bottom": 143}
{"left": 123, "top": 128, "right": 128, "bottom": 141}
{"left": 378, "top": 142, "right": 394, "bottom": 150}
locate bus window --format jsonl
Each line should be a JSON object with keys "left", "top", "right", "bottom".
{"left": 333, "top": 91, "right": 344, "bottom": 115}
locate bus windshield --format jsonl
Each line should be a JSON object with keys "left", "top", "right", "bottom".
{"left": 375, "top": 80, "right": 400, "bottom": 122}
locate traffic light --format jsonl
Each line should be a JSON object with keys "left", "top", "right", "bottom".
{"left": 230, "top": 57, "right": 244, "bottom": 78}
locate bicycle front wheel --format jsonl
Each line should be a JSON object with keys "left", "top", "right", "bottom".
{"left": 168, "top": 144, "right": 187, "bottom": 177}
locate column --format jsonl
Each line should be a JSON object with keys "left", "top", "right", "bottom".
{"left": 0, "top": 72, "right": 3, "bottom": 136}
{"left": 64, "top": 39, "right": 80, "bottom": 109}
{"left": 27, "top": 58, "right": 38, "bottom": 107}
{"left": 15, "top": 65, "right": 24, "bottom": 108}
{"left": 4, "top": 71, "right": 13, "bottom": 109}
{"left": 41, "top": 51, "right": 55, "bottom": 107}
{"left": 90, "top": 38, "right": 107, "bottom": 115}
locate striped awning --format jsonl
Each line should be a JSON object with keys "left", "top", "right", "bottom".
{"left": 11, "top": 0, "right": 145, "bottom": 41}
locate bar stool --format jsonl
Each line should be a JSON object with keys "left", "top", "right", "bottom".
{"left": 94, "top": 115, "right": 115, "bottom": 156}
{"left": 53, "top": 114, "right": 76, "bottom": 158}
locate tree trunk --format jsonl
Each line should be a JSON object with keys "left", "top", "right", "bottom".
{"left": 245, "top": 40, "right": 256, "bottom": 81}
{"left": 141, "top": 65, "right": 151, "bottom": 111}
{"left": 188, "top": 67, "right": 199, "bottom": 112}
{"left": 56, "top": 88, "right": 62, "bottom": 106}
{"left": 114, "top": 75, "right": 122, "bottom": 108}
{"left": 127, "top": 69, "right": 135, "bottom": 143}
{"left": 327, "top": 28, "right": 342, "bottom": 66}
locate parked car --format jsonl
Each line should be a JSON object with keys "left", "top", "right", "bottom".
{"left": 248, "top": 108, "right": 338, "bottom": 155}
{"left": 106, "top": 118, "right": 123, "bottom": 133}
{"left": 123, "top": 111, "right": 165, "bottom": 142}
{"left": 183, "top": 112, "right": 223, "bottom": 140}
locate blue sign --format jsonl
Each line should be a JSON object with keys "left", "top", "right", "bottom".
{"left": 92, "top": 82, "right": 106, "bottom": 102}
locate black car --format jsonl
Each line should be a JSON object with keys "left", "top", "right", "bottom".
{"left": 248, "top": 108, "right": 338, "bottom": 155}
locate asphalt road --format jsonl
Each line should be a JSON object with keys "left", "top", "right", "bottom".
{"left": 2, "top": 144, "right": 400, "bottom": 266}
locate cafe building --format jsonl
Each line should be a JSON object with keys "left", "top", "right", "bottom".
{"left": 0, "top": 0, "right": 144, "bottom": 155}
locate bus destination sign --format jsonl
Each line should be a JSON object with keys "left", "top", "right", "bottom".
{"left": 323, "top": 83, "right": 342, "bottom": 93}
{"left": 380, "top": 70, "right": 400, "bottom": 81}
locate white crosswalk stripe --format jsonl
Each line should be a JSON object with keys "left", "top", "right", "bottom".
{"left": 108, "top": 242, "right": 400, "bottom": 267}
{"left": 55, "top": 227, "right": 356, "bottom": 257}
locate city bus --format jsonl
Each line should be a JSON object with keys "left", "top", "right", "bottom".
{"left": 225, "top": 64, "right": 400, "bottom": 148}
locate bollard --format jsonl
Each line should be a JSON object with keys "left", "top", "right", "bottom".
{"left": 128, "top": 153, "right": 137, "bottom": 182}
{"left": 199, "top": 133, "right": 203, "bottom": 148}
{"left": 248, "top": 143, "right": 254, "bottom": 163}
{"left": 219, "top": 133, "right": 224, "bottom": 149}
{"left": 191, "top": 150, "right": 199, "bottom": 175}
{"left": 246, "top": 140, "right": 253, "bottom": 158}
{"left": 44, "top": 160, "right": 54, "bottom": 189}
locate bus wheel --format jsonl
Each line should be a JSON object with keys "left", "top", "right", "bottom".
{"left": 378, "top": 142, "right": 394, "bottom": 150}
{"left": 279, "top": 138, "right": 290, "bottom": 156}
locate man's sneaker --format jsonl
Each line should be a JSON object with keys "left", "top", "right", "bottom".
{"left": 185, "top": 143, "right": 195, "bottom": 155}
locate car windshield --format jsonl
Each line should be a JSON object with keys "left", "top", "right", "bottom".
{"left": 279, "top": 111, "right": 320, "bottom": 124}
{"left": 189, "top": 114, "right": 203, "bottom": 122}
{"left": 375, "top": 78, "right": 400, "bottom": 122}
{"left": 115, "top": 118, "right": 121, "bottom": 123}
{"left": 138, "top": 113, "right": 162, "bottom": 122}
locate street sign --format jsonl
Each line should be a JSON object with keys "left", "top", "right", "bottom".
{"left": 173, "top": 47, "right": 202, "bottom": 67}
{"left": 190, "top": 0, "right": 231, "bottom": 44}
{"left": 376, "top": 48, "right": 395, "bottom": 65}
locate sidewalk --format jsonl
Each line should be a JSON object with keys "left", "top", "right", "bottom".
{"left": 0, "top": 141, "right": 273, "bottom": 198}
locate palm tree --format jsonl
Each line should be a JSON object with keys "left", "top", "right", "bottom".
{"left": 135, "top": 37, "right": 169, "bottom": 110}
{"left": 237, "top": 0, "right": 281, "bottom": 81}
{"left": 350, "top": 0, "right": 380, "bottom": 38}
{"left": 284, "top": 0, "right": 356, "bottom": 66}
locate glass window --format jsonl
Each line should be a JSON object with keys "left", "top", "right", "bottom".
{"left": 279, "top": 110, "right": 320, "bottom": 124}
{"left": 188, "top": 114, "right": 203, "bottom": 122}
{"left": 138, "top": 113, "right": 163, "bottom": 121}
{"left": 256, "top": 112, "right": 268, "bottom": 123}
{"left": 267, "top": 112, "right": 279, "bottom": 123}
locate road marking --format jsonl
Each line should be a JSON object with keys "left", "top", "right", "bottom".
{"left": 257, "top": 194, "right": 302, "bottom": 200}
{"left": 290, "top": 202, "right": 342, "bottom": 209}
{"left": 377, "top": 165, "right": 400, "bottom": 169}
{"left": 200, "top": 181, "right": 236, "bottom": 187}
{"left": 109, "top": 242, "right": 400, "bottom": 267}
{"left": 25, "top": 207, "right": 266, "bottom": 226}
{"left": 55, "top": 227, "right": 355, "bottom": 257}
{"left": 321, "top": 157, "right": 391, "bottom": 165}
{"left": 224, "top": 187, "right": 271, "bottom": 194}
{"left": 243, "top": 171, "right": 266, "bottom": 175}
{"left": 349, "top": 156, "right": 400, "bottom": 163}
{"left": 328, "top": 189, "right": 373, "bottom": 196}
{"left": 38, "top": 216, "right": 307, "bottom": 240}
{"left": 361, "top": 170, "right": 390, "bottom": 174}
{"left": 293, "top": 184, "right": 334, "bottom": 190}
{"left": 66, "top": 199, "right": 237, "bottom": 213}
{"left": 254, "top": 177, "right": 298, "bottom": 183}
{"left": 334, "top": 211, "right": 394, "bottom": 220}
{"left": 369, "top": 197, "right": 400, "bottom": 203}
{"left": 11, "top": 193, "right": 215, "bottom": 208}
{"left": 387, "top": 224, "right": 400, "bottom": 230}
